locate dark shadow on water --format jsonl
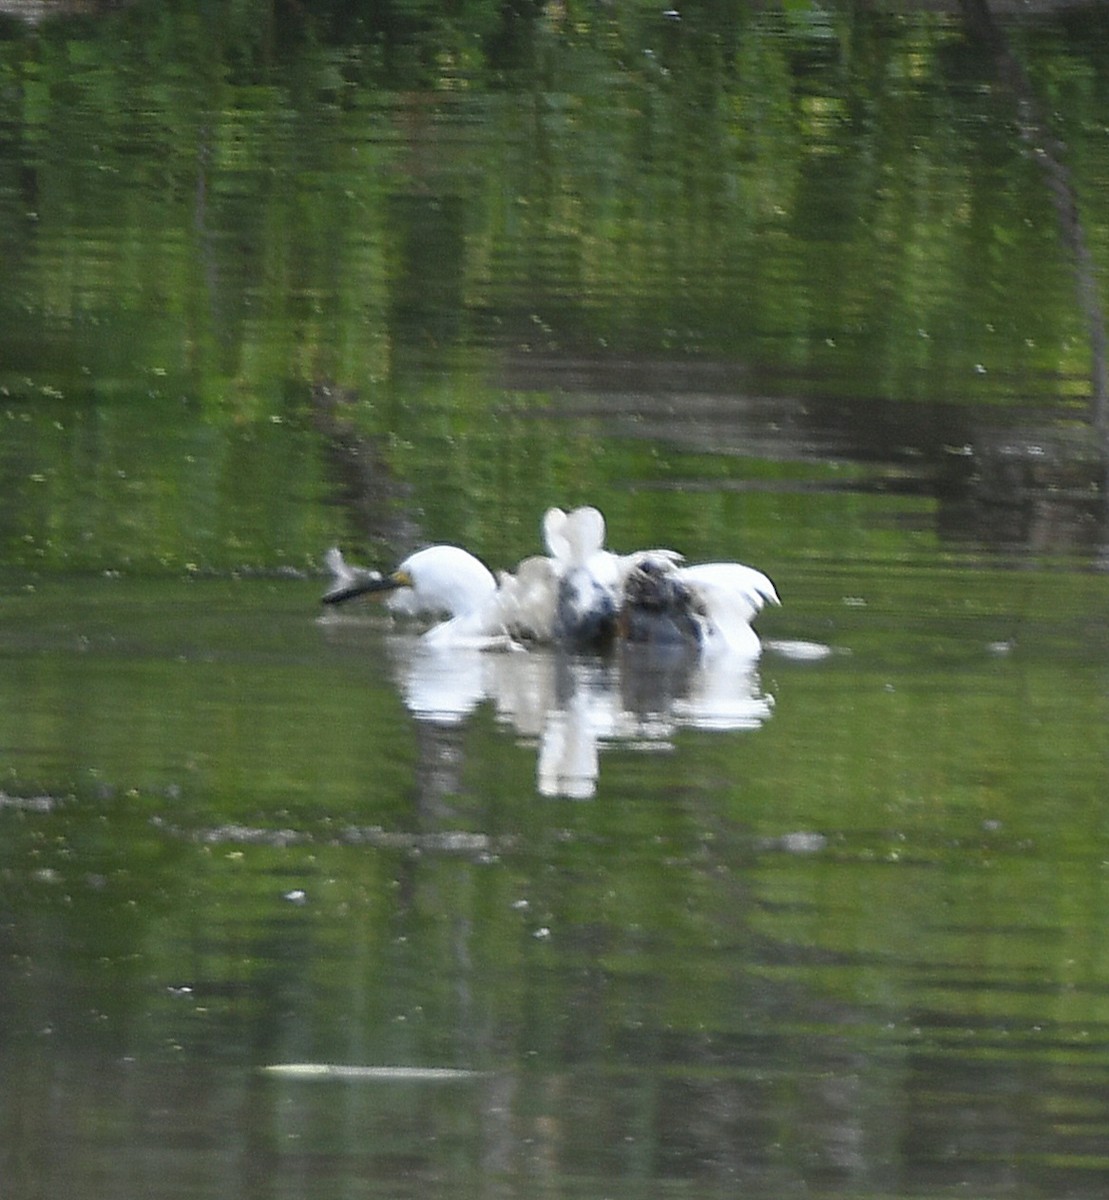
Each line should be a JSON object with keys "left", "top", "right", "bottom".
{"left": 500, "top": 350, "right": 1109, "bottom": 555}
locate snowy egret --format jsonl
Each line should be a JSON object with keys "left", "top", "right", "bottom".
{"left": 323, "top": 541, "right": 562, "bottom": 647}
{"left": 322, "top": 544, "right": 507, "bottom": 645}
{"left": 322, "top": 544, "right": 496, "bottom": 616}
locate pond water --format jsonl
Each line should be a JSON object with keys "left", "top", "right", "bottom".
{"left": 2, "top": 1, "right": 1109, "bottom": 1198}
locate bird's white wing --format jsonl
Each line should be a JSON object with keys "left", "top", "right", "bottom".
{"left": 562, "top": 506, "right": 607, "bottom": 567}
{"left": 495, "top": 555, "right": 559, "bottom": 642}
{"left": 677, "top": 562, "right": 779, "bottom": 617}
{"left": 542, "top": 507, "right": 571, "bottom": 565}
{"left": 676, "top": 562, "right": 780, "bottom": 657}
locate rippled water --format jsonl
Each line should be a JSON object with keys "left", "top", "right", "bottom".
{"left": 3, "top": 561, "right": 1108, "bottom": 1198}
{"left": 3, "top": 1, "right": 1109, "bottom": 1197}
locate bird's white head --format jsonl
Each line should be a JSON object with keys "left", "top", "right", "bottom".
{"left": 387, "top": 545, "right": 497, "bottom": 619}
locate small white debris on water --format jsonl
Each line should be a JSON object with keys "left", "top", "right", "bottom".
{"left": 765, "top": 639, "right": 835, "bottom": 662}
{"left": 779, "top": 832, "right": 827, "bottom": 855}
{"left": 261, "top": 1064, "right": 484, "bottom": 1081}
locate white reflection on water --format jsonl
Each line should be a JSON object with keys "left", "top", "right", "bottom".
{"left": 384, "top": 635, "right": 777, "bottom": 798}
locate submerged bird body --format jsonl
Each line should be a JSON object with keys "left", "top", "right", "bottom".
{"left": 554, "top": 569, "right": 618, "bottom": 650}
{"left": 542, "top": 505, "right": 684, "bottom": 651}
{"left": 620, "top": 555, "right": 780, "bottom": 659}
{"left": 619, "top": 558, "right": 705, "bottom": 649}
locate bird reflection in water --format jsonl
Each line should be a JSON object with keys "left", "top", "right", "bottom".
{"left": 383, "top": 634, "right": 775, "bottom": 799}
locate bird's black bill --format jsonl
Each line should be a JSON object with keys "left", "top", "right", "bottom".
{"left": 321, "top": 574, "right": 401, "bottom": 606}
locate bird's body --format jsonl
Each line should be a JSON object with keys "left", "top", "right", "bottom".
{"left": 386, "top": 545, "right": 498, "bottom": 619}
{"left": 618, "top": 557, "right": 705, "bottom": 649}
{"left": 493, "top": 555, "right": 560, "bottom": 643}
{"left": 543, "top": 506, "right": 621, "bottom": 649}
{"left": 541, "top": 506, "right": 689, "bottom": 650}
{"left": 619, "top": 556, "right": 780, "bottom": 659}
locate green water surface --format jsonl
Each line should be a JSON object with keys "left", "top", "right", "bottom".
{"left": 2, "top": 1, "right": 1109, "bottom": 1197}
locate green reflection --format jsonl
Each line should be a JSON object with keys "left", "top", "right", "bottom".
{"left": 2, "top": 1, "right": 1108, "bottom": 571}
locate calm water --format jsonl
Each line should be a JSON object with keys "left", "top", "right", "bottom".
{"left": 3, "top": 567, "right": 1109, "bottom": 1198}
{"left": 3, "top": 1, "right": 1109, "bottom": 1197}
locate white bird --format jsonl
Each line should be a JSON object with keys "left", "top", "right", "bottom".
{"left": 322, "top": 544, "right": 508, "bottom": 646}
{"left": 540, "top": 504, "right": 781, "bottom": 657}
{"left": 491, "top": 554, "right": 560, "bottom": 642}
